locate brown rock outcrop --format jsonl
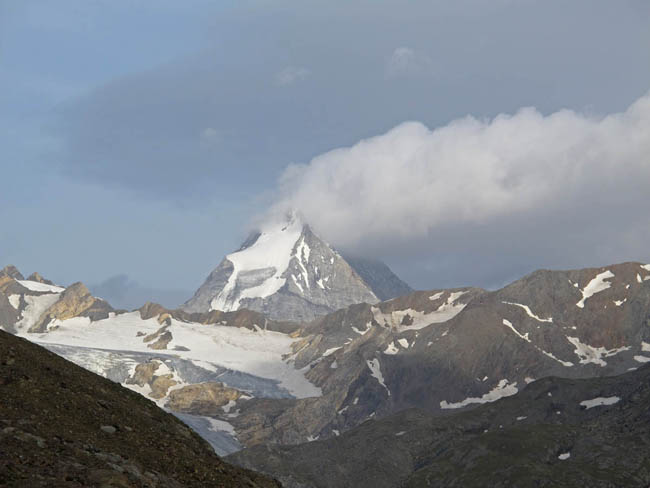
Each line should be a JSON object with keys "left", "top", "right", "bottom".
{"left": 26, "top": 272, "right": 55, "bottom": 285}
{"left": 167, "top": 382, "right": 241, "bottom": 416}
{"left": 29, "top": 282, "right": 113, "bottom": 333}
{"left": 142, "top": 325, "right": 173, "bottom": 350}
{"left": 150, "top": 375, "right": 177, "bottom": 399}
{"left": 0, "top": 265, "right": 24, "bottom": 280}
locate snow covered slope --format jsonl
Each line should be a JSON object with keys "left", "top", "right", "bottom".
{"left": 0, "top": 265, "right": 322, "bottom": 454}
{"left": 183, "top": 214, "right": 383, "bottom": 322}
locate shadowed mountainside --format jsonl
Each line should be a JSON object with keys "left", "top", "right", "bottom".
{"left": 229, "top": 364, "right": 650, "bottom": 487}
{"left": 0, "top": 330, "right": 281, "bottom": 488}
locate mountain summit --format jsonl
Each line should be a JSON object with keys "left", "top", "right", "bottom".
{"left": 183, "top": 214, "right": 409, "bottom": 321}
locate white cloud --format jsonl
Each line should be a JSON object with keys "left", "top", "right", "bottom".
{"left": 274, "top": 66, "right": 310, "bottom": 86}
{"left": 385, "top": 47, "right": 434, "bottom": 78}
{"left": 271, "top": 91, "right": 650, "bottom": 253}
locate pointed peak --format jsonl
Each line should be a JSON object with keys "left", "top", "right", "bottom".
{"left": 1, "top": 265, "right": 24, "bottom": 281}
{"left": 62, "top": 282, "right": 91, "bottom": 297}
{"left": 27, "top": 272, "right": 55, "bottom": 286}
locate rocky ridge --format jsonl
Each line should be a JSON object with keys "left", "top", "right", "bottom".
{"left": 226, "top": 261, "right": 650, "bottom": 447}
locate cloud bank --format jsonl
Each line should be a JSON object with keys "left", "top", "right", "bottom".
{"left": 271, "top": 91, "right": 650, "bottom": 275}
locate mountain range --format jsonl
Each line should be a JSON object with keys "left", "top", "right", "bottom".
{"left": 2, "top": 223, "right": 650, "bottom": 486}
{"left": 229, "top": 363, "right": 650, "bottom": 487}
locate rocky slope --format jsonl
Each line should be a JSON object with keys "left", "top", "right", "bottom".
{"left": 0, "top": 266, "right": 317, "bottom": 454}
{"left": 340, "top": 255, "right": 412, "bottom": 301}
{"left": 182, "top": 214, "right": 386, "bottom": 322}
{"left": 226, "top": 261, "right": 650, "bottom": 447}
{"left": 0, "top": 330, "right": 280, "bottom": 487}
{"left": 3, "top": 261, "right": 650, "bottom": 460}
{"left": 229, "top": 363, "right": 650, "bottom": 487}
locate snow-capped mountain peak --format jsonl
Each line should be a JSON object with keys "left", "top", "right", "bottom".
{"left": 183, "top": 214, "right": 409, "bottom": 322}
{"left": 211, "top": 215, "right": 305, "bottom": 312}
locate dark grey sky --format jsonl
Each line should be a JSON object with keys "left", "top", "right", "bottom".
{"left": 2, "top": 0, "right": 650, "bottom": 308}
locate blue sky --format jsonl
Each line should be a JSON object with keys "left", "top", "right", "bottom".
{"left": 2, "top": 0, "right": 650, "bottom": 309}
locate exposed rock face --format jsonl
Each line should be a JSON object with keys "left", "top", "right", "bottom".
{"left": 182, "top": 215, "right": 383, "bottom": 322}
{"left": 0, "top": 292, "right": 19, "bottom": 334}
{"left": 125, "top": 360, "right": 178, "bottom": 399}
{"left": 342, "top": 255, "right": 413, "bottom": 300}
{"left": 167, "top": 382, "right": 241, "bottom": 416}
{"left": 0, "top": 265, "right": 24, "bottom": 280}
{"left": 137, "top": 301, "right": 300, "bottom": 335}
{"left": 0, "top": 330, "right": 281, "bottom": 487}
{"left": 139, "top": 301, "right": 170, "bottom": 321}
{"left": 150, "top": 374, "right": 178, "bottom": 399}
{"left": 26, "top": 271, "right": 54, "bottom": 285}
{"left": 229, "top": 363, "right": 650, "bottom": 488}
{"left": 143, "top": 325, "right": 173, "bottom": 350}
{"left": 0, "top": 265, "right": 28, "bottom": 297}
{"left": 127, "top": 360, "right": 161, "bottom": 387}
{"left": 29, "top": 282, "right": 113, "bottom": 332}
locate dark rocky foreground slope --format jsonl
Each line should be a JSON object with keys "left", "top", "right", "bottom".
{"left": 0, "top": 330, "right": 280, "bottom": 488}
{"left": 229, "top": 364, "right": 650, "bottom": 488}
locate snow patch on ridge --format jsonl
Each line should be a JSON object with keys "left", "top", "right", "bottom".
{"left": 503, "top": 302, "right": 552, "bottom": 322}
{"left": 352, "top": 322, "right": 372, "bottom": 335}
{"left": 502, "top": 319, "right": 530, "bottom": 342}
{"left": 8, "top": 295, "right": 20, "bottom": 309}
{"left": 371, "top": 291, "right": 467, "bottom": 331}
{"left": 440, "top": 379, "right": 518, "bottom": 409}
{"left": 580, "top": 396, "right": 620, "bottom": 409}
{"left": 366, "top": 358, "right": 390, "bottom": 395}
{"left": 383, "top": 342, "right": 399, "bottom": 355}
{"left": 576, "top": 270, "right": 614, "bottom": 308}
{"left": 538, "top": 348, "right": 574, "bottom": 367}
{"left": 566, "top": 336, "right": 630, "bottom": 367}
{"left": 322, "top": 346, "right": 342, "bottom": 357}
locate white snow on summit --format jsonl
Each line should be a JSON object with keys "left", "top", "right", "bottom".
{"left": 211, "top": 217, "right": 303, "bottom": 311}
